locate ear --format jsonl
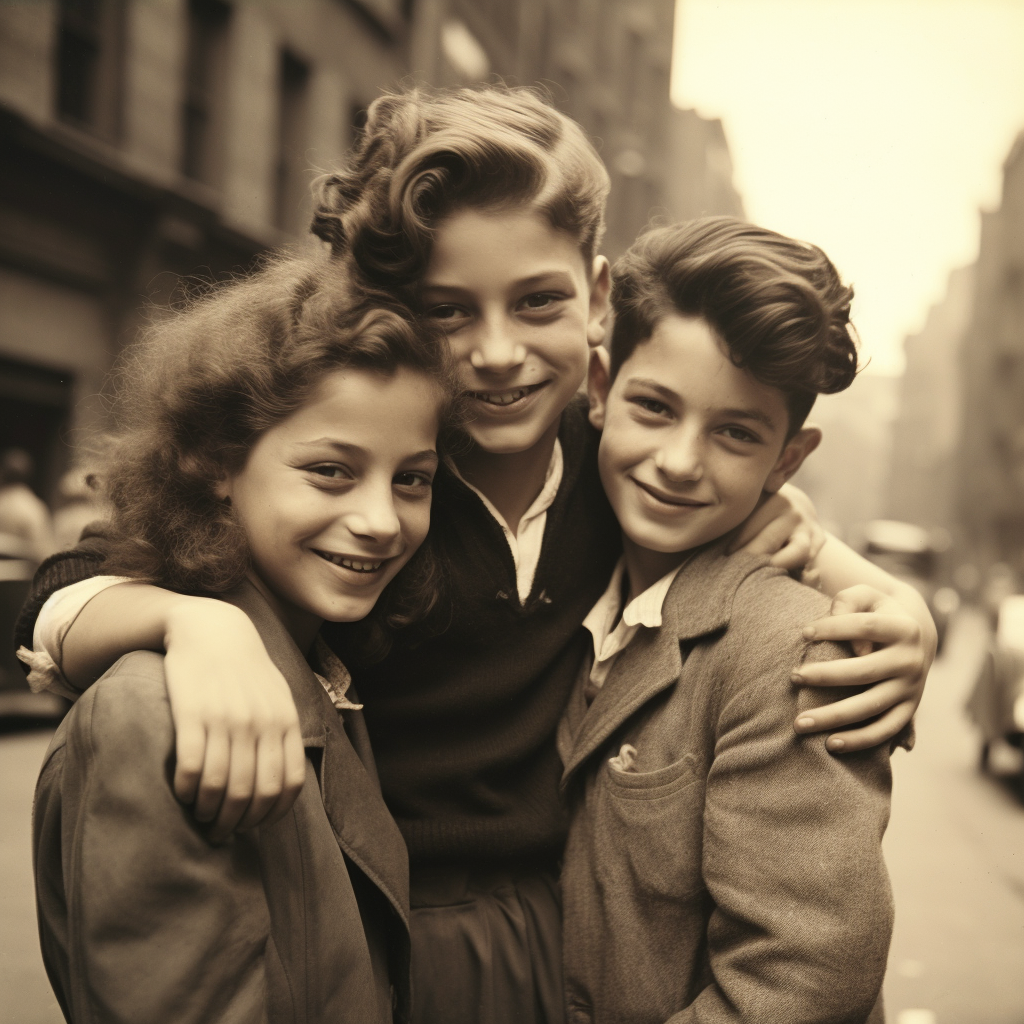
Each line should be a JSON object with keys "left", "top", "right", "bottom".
{"left": 764, "top": 426, "right": 821, "bottom": 494}
{"left": 586, "top": 256, "right": 612, "bottom": 349}
{"left": 213, "top": 475, "right": 232, "bottom": 502}
{"left": 587, "top": 347, "right": 612, "bottom": 430}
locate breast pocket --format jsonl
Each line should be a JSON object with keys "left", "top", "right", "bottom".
{"left": 593, "top": 750, "right": 705, "bottom": 901}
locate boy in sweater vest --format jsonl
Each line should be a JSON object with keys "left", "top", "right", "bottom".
{"left": 560, "top": 218, "right": 897, "bottom": 1023}
{"left": 19, "top": 89, "right": 933, "bottom": 1024}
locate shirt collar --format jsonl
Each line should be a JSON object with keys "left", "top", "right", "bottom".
{"left": 583, "top": 555, "right": 687, "bottom": 645}
{"left": 453, "top": 438, "right": 563, "bottom": 534}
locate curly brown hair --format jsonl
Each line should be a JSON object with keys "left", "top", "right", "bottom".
{"left": 610, "top": 217, "right": 859, "bottom": 433}
{"left": 310, "top": 85, "right": 610, "bottom": 298}
{"left": 100, "top": 249, "right": 461, "bottom": 636}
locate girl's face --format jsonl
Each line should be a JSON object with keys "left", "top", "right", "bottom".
{"left": 218, "top": 366, "right": 442, "bottom": 647}
{"left": 420, "top": 207, "right": 610, "bottom": 458}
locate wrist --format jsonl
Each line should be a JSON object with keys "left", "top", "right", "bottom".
{"left": 163, "top": 596, "right": 254, "bottom": 651}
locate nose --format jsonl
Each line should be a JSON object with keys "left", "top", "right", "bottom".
{"left": 654, "top": 426, "right": 704, "bottom": 484}
{"left": 468, "top": 314, "right": 527, "bottom": 374}
{"left": 343, "top": 477, "right": 402, "bottom": 548}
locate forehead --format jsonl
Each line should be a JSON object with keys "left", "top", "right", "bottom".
{"left": 622, "top": 315, "right": 789, "bottom": 424}
{"left": 424, "top": 206, "right": 588, "bottom": 285}
{"left": 268, "top": 367, "right": 441, "bottom": 451}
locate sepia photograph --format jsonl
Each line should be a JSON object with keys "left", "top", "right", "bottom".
{"left": 1, "top": 1, "right": 1023, "bottom": 1022}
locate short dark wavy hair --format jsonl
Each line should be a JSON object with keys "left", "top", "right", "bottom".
{"left": 100, "top": 249, "right": 461, "bottom": 639}
{"left": 610, "top": 217, "right": 859, "bottom": 432}
{"left": 310, "top": 85, "right": 610, "bottom": 298}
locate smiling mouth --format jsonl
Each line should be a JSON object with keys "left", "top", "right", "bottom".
{"left": 633, "top": 479, "right": 710, "bottom": 508}
{"left": 469, "top": 381, "right": 548, "bottom": 406}
{"left": 313, "top": 551, "right": 387, "bottom": 573}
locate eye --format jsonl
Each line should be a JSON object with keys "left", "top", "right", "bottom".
{"left": 394, "top": 470, "right": 434, "bottom": 492}
{"left": 307, "top": 463, "right": 352, "bottom": 482}
{"left": 426, "top": 303, "right": 470, "bottom": 325}
{"left": 517, "top": 292, "right": 564, "bottom": 314}
{"left": 630, "top": 396, "right": 670, "bottom": 417}
{"left": 719, "top": 425, "right": 760, "bottom": 444}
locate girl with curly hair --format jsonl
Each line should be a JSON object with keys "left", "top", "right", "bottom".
{"left": 27, "top": 251, "right": 459, "bottom": 1023}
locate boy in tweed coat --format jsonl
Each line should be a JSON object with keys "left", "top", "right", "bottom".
{"left": 558, "top": 218, "right": 903, "bottom": 1023}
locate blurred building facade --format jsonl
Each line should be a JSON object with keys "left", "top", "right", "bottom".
{"left": 0, "top": 0, "right": 744, "bottom": 497}
{"left": 955, "top": 131, "right": 1024, "bottom": 574}
{"left": 0, "top": 0, "right": 408, "bottom": 497}
{"left": 885, "top": 264, "right": 974, "bottom": 536}
{"left": 413, "top": 0, "right": 743, "bottom": 259}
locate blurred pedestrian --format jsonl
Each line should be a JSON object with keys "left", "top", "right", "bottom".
{"left": 0, "top": 448, "right": 54, "bottom": 563}
{"left": 51, "top": 467, "right": 107, "bottom": 552}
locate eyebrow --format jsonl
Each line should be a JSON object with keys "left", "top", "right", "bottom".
{"left": 420, "top": 270, "right": 576, "bottom": 293}
{"left": 625, "top": 378, "right": 779, "bottom": 431}
{"left": 293, "top": 440, "right": 439, "bottom": 464}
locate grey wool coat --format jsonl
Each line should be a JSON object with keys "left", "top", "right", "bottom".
{"left": 558, "top": 544, "right": 894, "bottom": 1024}
{"left": 32, "top": 580, "right": 411, "bottom": 1024}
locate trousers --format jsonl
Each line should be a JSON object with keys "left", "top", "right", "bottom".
{"left": 408, "top": 861, "right": 564, "bottom": 1024}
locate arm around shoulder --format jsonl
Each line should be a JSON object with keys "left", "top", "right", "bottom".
{"left": 34, "top": 652, "right": 271, "bottom": 1024}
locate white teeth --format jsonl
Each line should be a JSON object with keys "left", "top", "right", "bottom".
{"left": 474, "top": 385, "right": 535, "bottom": 406}
{"left": 317, "top": 552, "right": 383, "bottom": 572}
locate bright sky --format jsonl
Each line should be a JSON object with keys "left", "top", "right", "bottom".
{"left": 671, "top": 0, "right": 1024, "bottom": 375}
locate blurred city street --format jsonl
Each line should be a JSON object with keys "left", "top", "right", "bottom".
{"left": 884, "top": 607, "right": 1024, "bottom": 1024}
{"left": 1, "top": 607, "right": 1022, "bottom": 1024}
{"left": 0, "top": 726, "right": 63, "bottom": 1024}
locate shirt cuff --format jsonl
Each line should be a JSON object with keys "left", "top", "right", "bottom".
{"left": 28, "top": 576, "right": 132, "bottom": 696}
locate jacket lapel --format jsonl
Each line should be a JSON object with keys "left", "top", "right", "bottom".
{"left": 560, "top": 544, "right": 770, "bottom": 790}
{"left": 222, "top": 582, "right": 409, "bottom": 924}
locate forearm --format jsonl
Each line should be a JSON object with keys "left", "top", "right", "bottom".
{"left": 61, "top": 582, "right": 252, "bottom": 687}
{"left": 811, "top": 533, "right": 937, "bottom": 649}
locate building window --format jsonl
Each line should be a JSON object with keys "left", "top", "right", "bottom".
{"left": 55, "top": 0, "right": 125, "bottom": 140}
{"left": 182, "top": 0, "right": 231, "bottom": 185}
{"left": 274, "top": 50, "right": 311, "bottom": 233}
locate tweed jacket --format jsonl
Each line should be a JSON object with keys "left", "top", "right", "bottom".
{"left": 558, "top": 544, "right": 894, "bottom": 1024}
{"left": 33, "top": 581, "right": 411, "bottom": 1024}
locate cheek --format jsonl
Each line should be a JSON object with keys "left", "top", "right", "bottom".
{"left": 401, "top": 501, "right": 432, "bottom": 552}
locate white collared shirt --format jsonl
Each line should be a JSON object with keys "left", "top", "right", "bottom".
{"left": 455, "top": 438, "right": 563, "bottom": 603}
{"left": 581, "top": 556, "right": 686, "bottom": 699}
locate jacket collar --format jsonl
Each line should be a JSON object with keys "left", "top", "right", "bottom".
{"left": 560, "top": 541, "right": 770, "bottom": 788}
{"left": 221, "top": 581, "right": 410, "bottom": 925}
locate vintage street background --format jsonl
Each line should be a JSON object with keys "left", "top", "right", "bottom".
{"left": 2, "top": 1, "right": 1024, "bottom": 1021}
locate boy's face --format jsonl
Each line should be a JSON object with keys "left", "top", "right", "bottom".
{"left": 589, "top": 315, "right": 819, "bottom": 588}
{"left": 421, "top": 207, "right": 610, "bottom": 456}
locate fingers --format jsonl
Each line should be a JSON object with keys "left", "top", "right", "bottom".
{"left": 729, "top": 502, "right": 793, "bottom": 556}
{"left": 234, "top": 730, "right": 284, "bottom": 833}
{"left": 209, "top": 729, "right": 259, "bottom": 840}
{"left": 825, "top": 583, "right": 889, "bottom": 616}
{"left": 802, "top": 611, "right": 922, "bottom": 649}
{"left": 768, "top": 526, "right": 814, "bottom": 571}
{"left": 193, "top": 727, "right": 231, "bottom": 823}
{"left": 809, "top": 703, "right": 913, "bottom": 754}
{"left": 794, "top": 678, "right": 907, "bottom": 732}
{"left": 173, "top": 720, "right": 208, "bottom": 804}
{"left": 258, "top": 726, "right": 308, "bottom": 829}
{"left": 793, "top": 645, "right": 920, "bottom": 688}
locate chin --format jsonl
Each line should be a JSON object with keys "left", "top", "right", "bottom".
{"left": 468, "top": 424, "right": 549, "bottom": 455}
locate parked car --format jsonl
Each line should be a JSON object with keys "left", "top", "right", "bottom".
{"left": 860, "top": 520, "right": 959, "bottom": 654}
{"left": 967, "top": 594, "right": 1024, "bottom": 798}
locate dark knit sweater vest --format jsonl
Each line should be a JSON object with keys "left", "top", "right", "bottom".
{"left": 15, "top": 398, "right": 622, "bottom": 866}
